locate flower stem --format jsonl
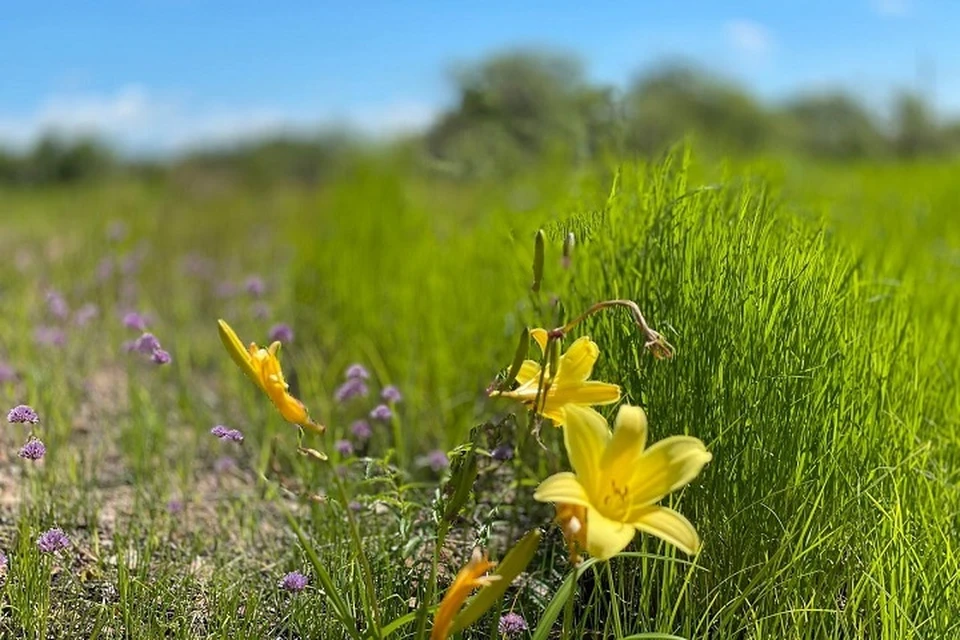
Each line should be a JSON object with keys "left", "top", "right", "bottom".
{"left": 333, "top": 474, "right": 382, "bottom": 635}
{"left": 605, "top": 561, "right": 624, "bottom": 638}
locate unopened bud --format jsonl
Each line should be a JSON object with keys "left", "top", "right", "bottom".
{"left": 531, "top": 229, "right": 545, "bottom": 293}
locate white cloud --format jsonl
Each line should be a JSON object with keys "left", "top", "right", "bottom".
{"left": 871, "top": 0, "right": 910, "bottom": 17}
{"left": 0, "top": 86, "right": 440, "bottom": 155}
{"left": 725, "top": 19, "right": 774, "bottom": 56}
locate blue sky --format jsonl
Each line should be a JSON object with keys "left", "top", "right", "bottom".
{"left": 1, "top": 0, "right": 955, "bottom": 154}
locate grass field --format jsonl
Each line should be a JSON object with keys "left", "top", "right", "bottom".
{"left": 0, "top": 148, "right": 957, "bottom": 639}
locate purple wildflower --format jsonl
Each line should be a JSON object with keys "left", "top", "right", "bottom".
{"left": 268, "top": 323, "right": 294, "bottom": 344}
{"left": 0, "top": 550, "right": 7, "bottom": 573}
{"left": 252, "top": 302, "right": 271, "bottom": 321}
{"left": 334, "top": 378, "right": 368, "bottom": 403}
{"left": 369, "top": 404, "right": 393, "bottom": 421}
{"left": 122, "top": 311, "right": 148, "bottom": 331}
{"left": 37, "top": 528, "right": 69, "bottom": 553}
{"left": 279, "top": 571, "right": 309, "bottom": 592}
{"left": 244, "top": 276, "right": 266, "bottom": 297}
{"left": 214, "top": 456, "right": 237, "bottom": 473}
{"left": 18, "top": 438, "right": 46, "bottom": 461}
{"left": 350, "top": 420, "right": 372, "bottom": 440}
{"left": 34, "top": 326, "right": 66, "bottom": 348}
{"left": 348, "top": 500, "right": 363, "bottom": 512}
{"left": 499, "top": 612, "right": 528, "bottom": 636}
{"left": 215, "top": 282, "right": 238, "bottom": 299}
{"left": 334, "top": 439, "right": 354, "bottom": 456}
{"left": 381, "top": 385, "right": 402, "bottom": 404}
{"left": 344, "top": 363, "right": 370, "bottom": 380}
{"left": 7, "top": 404, "right": 39, "bottom": 424}
{"left": 491, "top": 444, "right": 514, "bottom": 462}
{"left": 95, "top": 257, "right": 115, "bottom": 282}
{"left": 73, "top": 303, "right": 99, "bottom": 327}
{"left": 0, "top": 363, "right": 16, "bottom": 384}
{"left": 46, "top": 291, "right": 69, "bottom": 319}
{"left": 418, "top": 449, "right": 449, "bottom": 473}
{"left": 211, "top": 425, "right": 244, "bottom": 443}
{"left": 166, "top": 499, "right": 184, "bottom": 515}
{"left": 133, "top": 333, "right": 161, "bottom": 354}
{"left": 151, "top": 349, "right": 172, "bottom": 365}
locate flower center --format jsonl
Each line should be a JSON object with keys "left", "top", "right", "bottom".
{"left": 598, "top": 478, "right": 631, "bottom": 521}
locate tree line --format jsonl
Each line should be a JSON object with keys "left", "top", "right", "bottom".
{"left": 2, "top": 51, "right": 958, "bottom": 186}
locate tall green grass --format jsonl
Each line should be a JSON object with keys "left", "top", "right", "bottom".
{"left": 0, "top": 148, "right": 956, "bottom": 638}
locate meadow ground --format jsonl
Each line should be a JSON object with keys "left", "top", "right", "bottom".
{"left": 0, "top": 150, "right": 957, "bottom": 639}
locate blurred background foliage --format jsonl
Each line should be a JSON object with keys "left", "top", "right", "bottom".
{"left": 1, "top": 51, "right": 957, "bottom": 187}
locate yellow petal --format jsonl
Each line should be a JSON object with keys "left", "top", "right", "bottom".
{"left": 514, "top": 360, "right": 544, "bottom": 387}
{"left": 585, "top": 506, "right": 636, "bottom": 560}
{"left": 530, "top": 328, "right": 548, "bottom": 354}
{"left": 534, "top": 472, "right": 591, "bottom": 507}
{"left": 556, "top": 336, "right": 599, "bottom": 384}
{"left": 217, "top": 319, "right": 261, "bottom": 386}
{"left": 552, "top": 381, "right": 621, "bottom": 405}
{"left": 631, "top": 505, "right": 701, "bottom": 555}
{"left": 601, "top": 405, "right": 648, "bottom": 478}
{"left": 541, "top": 405, "right": 568, "bottom": 426}
{"left": 628, "top": 436, "right": 712, "bottom": 507}
{"left": 562, "top": 405, "right": 610, "bottom": 496}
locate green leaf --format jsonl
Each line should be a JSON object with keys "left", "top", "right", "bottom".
{"left": 451, "top": 529, "right": 542, "bottom": 633}
{"left": 531, "top": 558, "right": 599, "bottom": 640}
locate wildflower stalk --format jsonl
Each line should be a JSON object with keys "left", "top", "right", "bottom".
{"left": 332, "top": 473, "right": 382, "bottom": 636}
{"left": 552, "top": 299, "right": 674, "bottom": 359}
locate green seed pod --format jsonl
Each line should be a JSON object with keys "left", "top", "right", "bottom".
{"left": 562, "top": 232, "right": 575, "bottom": 268}
{"left": 504, "top": 327, "right": 530, "bottom": 387}
{"left": 452, "top": 529, "right": 542, "bottom": 633}
{"left": 442, "top": 446, "right": 478, "bottom": 524}
{"left": 531, "top": 229, "right": 545, "bottom": 293}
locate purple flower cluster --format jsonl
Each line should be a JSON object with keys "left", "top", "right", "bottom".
{"left": 45, "top": 290, "right": 69, "bottom": 320}
{"left": 18, "top": 438, "right": 46, "bottom": 461}
{"left": 279, "top": 571, "right": 309, "bottom": 592}
{"left": 268, "top": 323, "right": 294, "bottom": 344}
{"left": 0, "top": 363, "right": 16, "bottom": 384}
{"left": 381, "top": 385, "right": 402, "bottom": 404}
{"left": 37, "top": 528, "right": 70, "bottom": 553}
{"left": 334, "top": 439, "right": 354, "bottom": 456}
{"left": 350, "top": 420, "right": 372, "bottom": 440}
{"left": 499, "top": 612, "right": 528, "bottom": 636}
{"left": 417, "top": 449, "right": 450, "bottom": 473}
{"left": 211, "top": 425, "right": 244, "bottom": 443}
{"left": 0, "top": 550, "right": 7, "bottom": 573}
{"left": 34, "top": 326, "right": 66, "bottom": 348}
{"left": 122, "top": 315, "right": 171, "bottom": 366}
{"left": 244, "top": 275, "right": 266, "bottom": 297}
{"left": 369, "top": 404, "right": 392, "bottom": 421}
{"left": 7, "top": 404, "right": 39, "bottom": 424}
{"left": 73, "top": 303, "right": 99, "bottom": 327}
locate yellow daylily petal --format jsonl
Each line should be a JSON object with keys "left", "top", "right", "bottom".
{"left": 585, "top": 506, "right": 636, "bottom": 560}
{"left": 562, "top": 405, "right": 610, "bottom": 495}
{"left": 631, "top": 505, "right": 701, "bottom": 555}
{"left": 217, "top": 319, "right": 260, "bottom": 385}
{"left": 556, "top": 336, "right": 599, "bottom": 383}
{"left": 530, "top": 328, "right": 548, "bottom": 354}
{"left": 431, "top": 549, "right": 498, "bottom": 640}
{"left": 514, "top": 360, "right": 544, "bottom": 387}
{"left": 534, "top": 472, "right": 591, "bottom": 507}
{"left": 628, "top": 436, "right": 712, "bottom": 507}
{"left": 601, "top": 405, "right": 648, "bottom": 478}
{"left": 553, "top": 381, "right": 621, "bottom": 405}
{"left": 541, "top": 405, "right": 569, "bottom": 426}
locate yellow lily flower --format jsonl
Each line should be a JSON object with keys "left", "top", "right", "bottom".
{"left": 491, "top": 328, "right": 620, "bottom": 427}
{"left": 534, "top": 404, "right": 711, "bottom": 560}
{"left": 430, "top": 548, "right": 499, "bottom": 640}
{"left": 217, "top": 319, "right": 324, "bottom": 434}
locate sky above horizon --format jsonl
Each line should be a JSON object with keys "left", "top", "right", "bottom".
{"left": 1, "top": 0, "right": 956, "bottom": 154}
